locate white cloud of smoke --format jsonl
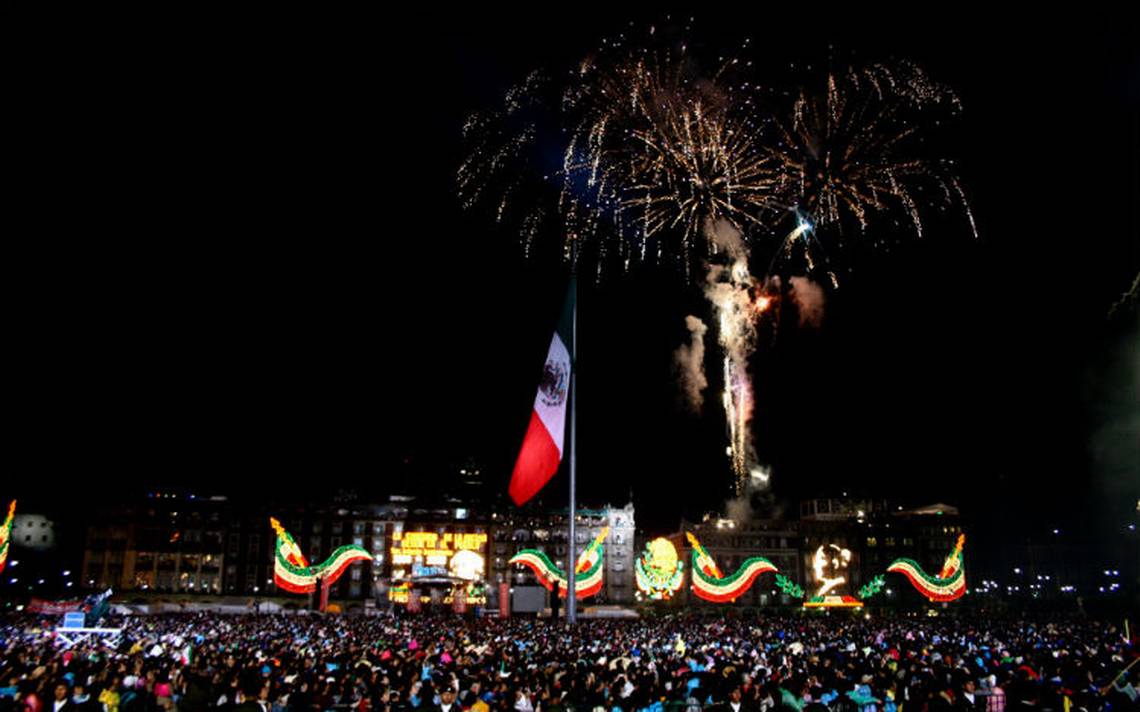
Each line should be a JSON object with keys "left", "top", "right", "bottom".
{"left": 788, "top": 276, "right": 825, "bottom": 328}
{"left": 674, "top": 315, "right": 709, "bottom": 412}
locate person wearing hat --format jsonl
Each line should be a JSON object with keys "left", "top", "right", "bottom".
{"left": 430, "top": 685, "right": 458, "bottom": 712}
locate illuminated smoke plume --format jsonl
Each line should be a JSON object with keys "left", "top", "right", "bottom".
{"left": 724, "top": 465, "right": 773, "bottom": 522}
{"left": 788, "top": 276, "right": 826, "bottom": 328}
{"left": 674, "top": 316, "right": 709, "bottom": 412}
{"left": 701, "top": 221, "right": 769, "bottom": 493}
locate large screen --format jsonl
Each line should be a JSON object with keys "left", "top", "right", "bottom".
{"left": 388, "top": 529, "right": 489, "bottom": 605}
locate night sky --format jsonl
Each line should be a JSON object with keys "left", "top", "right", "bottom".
{"left": 8, "top": 8, "right": 1138, "bottom": 561}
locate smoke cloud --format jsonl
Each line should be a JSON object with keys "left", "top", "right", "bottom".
{"left": 674, "top": 316, "right": 709, "bottom": 412}
{"left": 724, "top": 465, "right": 776, "bottom": 522}
{"left": 699, "top": 220, "right": 766, "bottom": 493}
{"left": 706, "top": 217, "right": 748, "bottom": 260}
{"left": 788, "top": 276, "right": 826, "bottom": 328}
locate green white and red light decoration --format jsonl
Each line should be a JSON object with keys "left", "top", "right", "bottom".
{"left": 886, "top": 533, "right": 967, "bottom": 602}
{"left": 509, "top": 526, "right": 608, "bottom": 599}
{"left": 271, "top": 517, "right": 371, "bottom": 594}
{"left": 0, "top": 500, "right": 14, "bottom": 574}
{"left": 508, "top": 524, "right": 966, "bottom": 605}
{"left": 635, "top": 537, "right": 685, "bottom": 600}
{"left": 687, "top": 532, "right": 778, "bottom": 603}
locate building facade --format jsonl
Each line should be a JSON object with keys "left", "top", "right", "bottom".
{"left": 80, "top": 493, "right": 403, "bottom": 601}
{"left": 81, "top": 494, "right": 227, "bottom": 594}
{"left": 677, "top": 517, "right": 803, "bottom": 605}
{"left": 81, "top": 493, "right": 636, "bottom": 606}
{"left": 80, "top": 490, "right": 969, "bottom": 607}
{"left": 668, "top": 499, "right": 964, "bottom": 606}
{"left": 488, "top": 502, "right": 636, "bottom": 604}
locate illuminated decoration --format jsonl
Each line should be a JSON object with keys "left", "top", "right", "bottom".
{"left": 803, "top": 595, "right": 864, "bottom": 608}
{"left": 812, "top": 544, "right": 852, "bottom": 597}
{"left": 635, "top": 537, "right": 684, "bottom": 600}
{"left": 270, "top": 518, "right": 370, "bottom": 594}
{"left": 687, "top": 532, "right": 777, "bottom": 603}
{"left": 802, "top": 543, "right": 862, "bottom": 608}
{"left": 0, "top": 500, "right": 14, "bottom": 574}
{"left": 857, "top": 575, "right": 887, "bottom": 601}
{"left": 887, "top": 533, "right": 967, "bottom": 602}
{"left": 449, "top": 550, "right": 486, "bottom": 581}
{"left": 510, "top": 527, "right": 608, "bottom": 599}
{"left": 775, "top": 574, "right": 804, "bottom": 599}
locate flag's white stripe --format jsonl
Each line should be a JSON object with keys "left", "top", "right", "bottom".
{"left": 533, "top": 332, "right": 570, "bottom": 455}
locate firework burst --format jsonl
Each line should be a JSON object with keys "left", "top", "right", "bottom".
{"left": 769, "top": 60, "right": 977, "bottom": 269}
{"left": 460, "top": 39, "right": 782, "bottom": 276}
{"left": 461, "top": 35, "right": 978, "bottom": 494}
{"left": 560, "top": 49, "right": 782, "bottom": 270}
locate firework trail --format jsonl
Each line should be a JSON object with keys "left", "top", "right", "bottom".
{"left": 702, "top": 219, "right": 774, "bottom": 492}
{"left": 698, "top": 61, "right": 974, "bottom": 493}
{"left": 1108, "top": 271, "right": 1139, "bottom": 320}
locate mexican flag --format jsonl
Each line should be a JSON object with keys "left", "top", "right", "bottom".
{"left": 509, "top": 283, "right": 574, "bottom": 506}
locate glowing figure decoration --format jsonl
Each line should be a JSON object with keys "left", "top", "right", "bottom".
{"left": 813, "top": 544, "right": 853, "bottom": 597}
{"left": 801, "top": 543, "right": 863, "bottom": 608}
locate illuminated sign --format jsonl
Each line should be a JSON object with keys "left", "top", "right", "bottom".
{"left": 391, "top": 531, "right": 487, "bottom": 558}
{"left": 390, "top": 530, "right": 488, "bottom": 582}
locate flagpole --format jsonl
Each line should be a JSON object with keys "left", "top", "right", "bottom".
{"left": 567, "top": 250, "right": 578, "bottom": 624}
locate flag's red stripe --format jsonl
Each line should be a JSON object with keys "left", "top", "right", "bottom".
{"left": 509, "top": 410, "right": 562, "bottom": 506}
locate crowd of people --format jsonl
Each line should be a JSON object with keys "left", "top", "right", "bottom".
{"left": 0, "top": 610, "right": 1136, "bottom": 712}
